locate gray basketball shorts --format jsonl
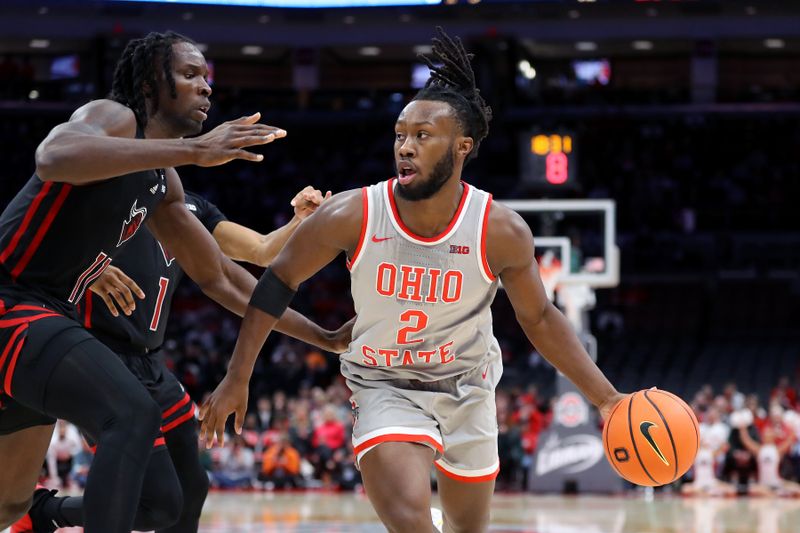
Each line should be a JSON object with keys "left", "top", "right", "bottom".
{"left": 343, "top": 354, "right": 501, "bottom": 483}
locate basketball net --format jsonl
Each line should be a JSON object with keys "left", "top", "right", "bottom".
{"left": 538, "top": 251, "right": 562, "bottom": 301}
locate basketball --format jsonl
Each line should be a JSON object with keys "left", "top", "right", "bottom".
{"left": 602, "top": 389, "right": 699, "bottom": 487}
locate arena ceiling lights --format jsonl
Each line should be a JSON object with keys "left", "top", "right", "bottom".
{"left": 113, "top": 0, "right": 441, "bottom": 7}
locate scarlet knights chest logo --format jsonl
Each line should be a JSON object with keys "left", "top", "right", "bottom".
{"left": 117, "top": 200, "right": 147, "bottom": 247}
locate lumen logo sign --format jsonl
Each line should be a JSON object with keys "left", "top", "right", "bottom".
{"left": 535, "top": 434, "right": 605, "bottom": 476}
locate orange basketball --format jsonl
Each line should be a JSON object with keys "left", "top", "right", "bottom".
{"left": 602, "top": 388, "right": 699, "bottom": 487}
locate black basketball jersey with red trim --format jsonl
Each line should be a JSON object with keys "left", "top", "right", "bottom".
{"left": 78, "top": 190, "right": 227, "bottom": 352}
{"left": 0, "top": 128, "right": 167, "bottom": 317}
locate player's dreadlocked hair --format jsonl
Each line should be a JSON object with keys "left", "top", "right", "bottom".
{"left": 109, "top": 31, "right": 195, "bottom": 129}
{"left": 414, "top": 26, "right": 492, "bottom": 163}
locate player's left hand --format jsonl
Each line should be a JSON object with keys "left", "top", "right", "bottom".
{"left": 290, "top": 185, "right": 331, "bottom": 220}
{"left": 325, "top": 315, "right": 356, "bottom": 354}
{"left": 89, "top": 265, "right": 145, "bottom": 317}
{"left": 198, "top": 375, "right": 249, "bottom": 448}
{"left": 598, "top": 392, "right": 628, "bottom": 421}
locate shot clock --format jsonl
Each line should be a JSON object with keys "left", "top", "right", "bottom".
{"left": 520, "top": 131, "right": 577, "bottom": 189}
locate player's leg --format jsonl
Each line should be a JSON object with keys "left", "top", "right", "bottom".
{"left": 10, "top": 317, "right": 176, "bottom": 533}
{"left": 159, "top": 418, "right": 209, "bottom": 532}
{"left": 432, "top": 357, "right": 500, "bottom": 533}
{"left": 360, "top": 442, "right": 438, "bottom": 533}
{"left": 135, "top": 351, "right": 207, "bottom": 533}
{"left": 0, "top": 423, "right": 54, "bottom": 528}
{"left": 435, "top": 473, "right": 494, "bottom": 533}
{"left": 34, "top": 445, "right": 183, "bottom": 531}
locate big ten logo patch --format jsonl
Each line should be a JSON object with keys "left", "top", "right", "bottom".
{"left": 449, "top": 245, "right": 470, "bottom": 255}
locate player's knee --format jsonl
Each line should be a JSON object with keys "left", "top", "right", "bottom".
{"left": 378, "top": 489, "right": 431, "bottom": 532}
{"left": 0, "top": 496, "right": 33, "bottom": 529}
{"left": 127, "top": 393, "right": 162, "bottom": 431}
{"left": 382, "top": 506, "right": 433, "bottom": 533}
{"left": 109, "top": 392, "right": 161, "bottom": 441}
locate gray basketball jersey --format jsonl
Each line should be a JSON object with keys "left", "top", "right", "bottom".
{"left": 342, "top": 178, "right": 502, "bottom": 382}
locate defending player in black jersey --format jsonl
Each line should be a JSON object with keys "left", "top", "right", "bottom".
{"left": 15, "top": 187, "right": 332, "bottom": 533}
{"left": 0, "top": 31, "right": 346, "bottom": 533}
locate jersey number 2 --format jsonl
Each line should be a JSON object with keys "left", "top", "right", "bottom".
{"left": 396, "top": 309, "right": 429, "bottom": 345}
{"left": 149, "top": 277, "right": 170, "bottom": 331}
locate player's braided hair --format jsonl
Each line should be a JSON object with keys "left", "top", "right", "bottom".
{"left": 414, "top": 26, "right": 492, "bottom": 163}
{"left": 109, "top": 31, "right": 195, "bottom": 129}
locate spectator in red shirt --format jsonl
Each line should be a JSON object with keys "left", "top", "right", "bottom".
{"left": 312, "top": 405, "right": 346, "bottom": 486}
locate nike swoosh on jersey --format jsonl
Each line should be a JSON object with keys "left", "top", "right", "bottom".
{"left": 640, "top": 421, "right": 670, "bottom": 466}
{"left": 371, "top": 235, "right": 393, "bottom": 243}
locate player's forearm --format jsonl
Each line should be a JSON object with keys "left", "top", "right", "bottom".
{"left": 36, "top": 133, "right": 198, "bottom": 184}
{"left": 521, "top": 302, "right": 618, "bottom": 407}
{"left": 273, "top": 307, "right": 331, "bottom": 350}
{"left": 198, "top": 260, "right": 257, "bottom": 317}
{"left": 255, "top": 217, "right": 301, "bottom": 267}
{"left": 227, "top": 307, "right": 279, "bottom": 383}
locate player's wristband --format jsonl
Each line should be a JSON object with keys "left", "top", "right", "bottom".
{"left": 249, "top": 267, "right": 296, "bottom": 318}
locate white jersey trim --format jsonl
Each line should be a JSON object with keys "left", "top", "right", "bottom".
{"left": 383, "top": 179, "right": 474, "bottom": 247}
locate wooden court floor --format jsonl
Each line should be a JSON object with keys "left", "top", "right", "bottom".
{"left": 4, "top": 492, "right": 798, "bottom": 532}
{"left": 193, "top": 492, "right": 800, "bottom": 533}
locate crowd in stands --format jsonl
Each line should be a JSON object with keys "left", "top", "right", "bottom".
{"left": 682, "top": 380, "right": 800, "bottom": 496}
{"left": 39, "top": 375, "right": 800, "bottom": 495}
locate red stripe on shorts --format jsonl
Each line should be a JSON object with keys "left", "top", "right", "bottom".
{"left": 3, "top": 325, "right": 29, "bottom": 396}
{"left": 162, "top": 407, "right": 196, "bottom": 434}
{"left": 162, "top": 392, "right": 191, "bottom": 419}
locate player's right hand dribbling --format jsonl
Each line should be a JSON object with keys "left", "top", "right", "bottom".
{"left": 190, "top": 112, "right": 286, "bottom": 167}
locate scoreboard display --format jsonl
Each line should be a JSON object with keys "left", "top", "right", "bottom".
{"left": 520, "top": 131, "right": 578, "bottom": 188}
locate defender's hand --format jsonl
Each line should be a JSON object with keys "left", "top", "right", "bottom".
{"left": 326, "top": 316, "right": 355, "bottom": 354}
{"left": 198, "top": 375, "right": 249, "bottom": 448}
{"left": 191, "top": 112, "right": 286, "bottom": 167}
{"left": 291, "top": 185, "right": 332, "bottom": 220}
{"left": 89, "top": 265, "right": 145, "bottom": 317}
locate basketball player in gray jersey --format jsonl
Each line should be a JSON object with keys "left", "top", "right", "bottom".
{"left": 201, "top": 28, "right": 626, "bottom": 532}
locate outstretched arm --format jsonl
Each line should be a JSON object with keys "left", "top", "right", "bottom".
{"left": 212, "top": 186, "right": 330, "bottom": 266}
{"left": 199, "top": 189, "right": 363, "bottom": 446}
{"left": 147, "top": 171, "right": 347, "bottom": 352}
{"left": 487, "top": 204, "right": 624, "bottom": 418}
{"left": 35, "top": 100, "right": 283, "bottom": 184}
